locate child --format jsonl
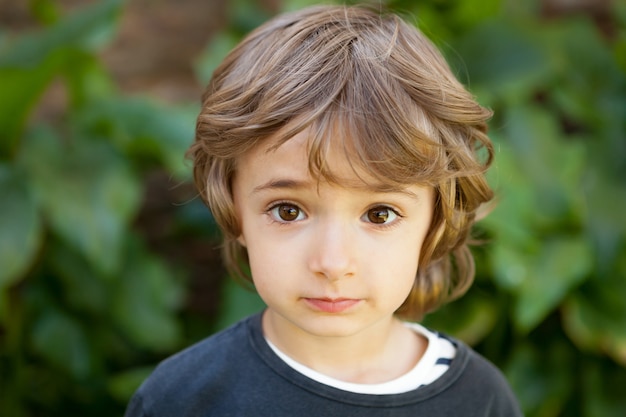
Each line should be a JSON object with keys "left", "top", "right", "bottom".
{"left": 125, "top": 4, "right": 522, "bottom": 416}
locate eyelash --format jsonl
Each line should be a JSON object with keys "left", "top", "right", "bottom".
{"left": 363, "top": 205, "right": 404, "bottom": 229}
{"left": 264, "top": 201, "right": 404, "bottom": 228}
{"left": 265, "top": 201, "right": 306, "bottom": 225}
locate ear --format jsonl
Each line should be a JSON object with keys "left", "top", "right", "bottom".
{"left": 236, "top": 234, "right": 247, "bottom": 247}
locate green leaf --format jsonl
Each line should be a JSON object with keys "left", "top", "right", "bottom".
{"left": 30, "top": 0, "right": 60, "bottom": 25}
{"left": 0, "top": 52, "right": 63, "bottom": 158}
{"left": 227, "top": 0, "right": 273, "bottom": 34}
{"left": 112, "top": 242, "right": 183, "bottom": 351}
{"left": 483, "top": 137, "right": 539, "bottom": 248}
{"left": 0, "top": 0, "right": 123, "bottom": 157}
{"left": 563, "top": 273, "right": 626, "bottom": 366}
{"left": 63, "top": 49, "right": 117, "bottom": 107}
{"left": 489, "top": 243, "right": 529, "bottom": 291}
{"left": 19, "top": 126, "right": 141, "bottom": 276}
{"left": 544, "top": 19, "right": 626, "bottom": 176}
{"left": 503, "top": 105, "right": 580, "bottom": 183}
{"left": 280, "top": 0, "right": 333, "bottom": 13}
{"left": 422, "top": 289, "right": 498, "bottom": 345}
{"left": 505, "top": 341, "right": 574, "bottom": 417}
{"left": 547, "top": 18, "right": 624, "bottom": 104}
{"left": 31, "top": 309, "right": 93, "bottom": 379}
{"left": 615, "top": 32, "right": 626, "bottom": 73}
{"left": 582, "top": 170, "right": 626, "bottom": 270}
{"left": 108, "top": 366, "right": 154, "bottom": 403}
{"left": 502, "top": 105, "right": 586, "bottom": 227}
{"left": 0, "top": 165, "right": 42, "bottom": 289}
{"left": 450, "top": 0, "right": 501, "bottom": 30}
{"left": 451, "top": 19, "right": 551, "bottom": 101}
{"left": 194, "top": 31, "right": 241, "bottom": 86}
{"left": 75, "top": 98, "right": 196, "bottom": 179}
{"left": 215, "top": 278, "right": 266, "bottom": 331}
{"left": 0, "top": 0, "right": 123, "bottom": 68}
{"left": 513, "top": 237, "right": 592, "bottom": 332}
{"left": 46, "top": 241, "right": 110, "bottom": 315}
{"left": 582, "top": 361, "right": 626, "bottom": 417}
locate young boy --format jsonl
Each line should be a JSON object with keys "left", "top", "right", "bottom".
{"left": 125, "top": 4, "right": 522, "bottom": 416}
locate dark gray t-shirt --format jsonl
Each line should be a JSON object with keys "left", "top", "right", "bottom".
{"left": 125, "top": 313, "right": 523, "bottom": 416}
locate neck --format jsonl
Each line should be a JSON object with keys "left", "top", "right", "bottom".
{"left": 262, "top": 310, "right": 426, "bottom": 384}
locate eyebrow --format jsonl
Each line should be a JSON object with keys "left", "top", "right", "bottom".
{"left": 251, "top": 178, "right": 422, "bottom": 200}
{"left": 252, "top": 179, "right": 309, "bottom": 194}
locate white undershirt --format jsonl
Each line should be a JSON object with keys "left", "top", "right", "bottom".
{"left": 265, "top": 322, "right": 456, "bottom": 395}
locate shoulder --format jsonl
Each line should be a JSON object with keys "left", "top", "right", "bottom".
{"left": 153, "top": 315, "right": 251, "bottom": 380}
{"left": 444, "top": 338, "right": 523, "bottom": 416}
{"left": 457, "top": 342, "right": 511, "bottom": 388}
{"left": 125, "top": 314, "right": 262, "bottom": 417}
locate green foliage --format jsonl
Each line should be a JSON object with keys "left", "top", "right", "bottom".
{"left": 0, "top": 2, "right": 197, "bottom": 415}
{"left": 1, "top": 0, "right": 625, "bottom": 416}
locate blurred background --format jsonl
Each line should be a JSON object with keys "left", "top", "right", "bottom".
{"left": 0, "top": 0, "right": 624, "bottom": 415}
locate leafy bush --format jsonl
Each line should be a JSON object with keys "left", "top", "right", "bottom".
{"left": 0, "top": 1, "right": 203, "bottom": 415}
{"left": 1, "top": 0, "right": 625, "bottom": 416}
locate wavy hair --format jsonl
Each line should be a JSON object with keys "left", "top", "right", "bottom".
{"left": 188, "top": 4, "right": 494, "bottom": 320}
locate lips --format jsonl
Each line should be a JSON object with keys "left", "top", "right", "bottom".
{"left": 303, "top": 297, "right": 361, "bottom": 313}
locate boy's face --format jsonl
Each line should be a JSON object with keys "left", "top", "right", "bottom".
{"left": 232, "top": 128, "right": 434, "bottom": 341}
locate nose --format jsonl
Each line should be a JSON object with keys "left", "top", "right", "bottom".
{"left": 307, "top": 219, "right": 356, "bottom": 281}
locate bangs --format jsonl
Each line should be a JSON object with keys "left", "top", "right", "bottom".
{"left": 307, "top": 100, "right": 449, "bottom": 189}
{"left": 264, "top": 56, "right": 453, "bottom": 190}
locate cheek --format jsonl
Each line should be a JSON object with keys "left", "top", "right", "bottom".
{"left": 389, "top": 253, "right": 420, "bottom": 286}
{"left": 246, "top": 250, "right": 274, "bottom": 301}
{"left": 246, "top": 240, "right": 295, "bottom": 288}
{"left": 384, "top": 234, "right": 423, "bottom": 284}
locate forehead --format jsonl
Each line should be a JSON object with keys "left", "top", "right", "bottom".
{"left": 233, "top": 129, "right": 436, "bottom": 212}
{"left": 237, "top": 127, "right": 358, "bottom": 184}
{"left": 236, "top": 123, "right": 405, "bottom": 191}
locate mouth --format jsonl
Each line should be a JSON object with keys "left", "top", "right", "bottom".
{"left": 303, "top": 297, "right": 361, "bottom": 313}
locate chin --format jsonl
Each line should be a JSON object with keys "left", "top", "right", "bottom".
{"left": 292, "top": 315, "right": 372, "bottom": 338}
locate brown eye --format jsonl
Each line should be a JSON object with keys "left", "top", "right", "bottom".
{"left": 366, "top": 207, "right": 395, "bottom": 224}
{"left": 270, "top": 204, "right": 303, "bottom": 222}
{"left": 279, "top": 205, "right": 299, "bottom": 221}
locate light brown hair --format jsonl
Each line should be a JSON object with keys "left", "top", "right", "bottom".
{"left": 188, "top": 4, "right": 494, "bottom": 320}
